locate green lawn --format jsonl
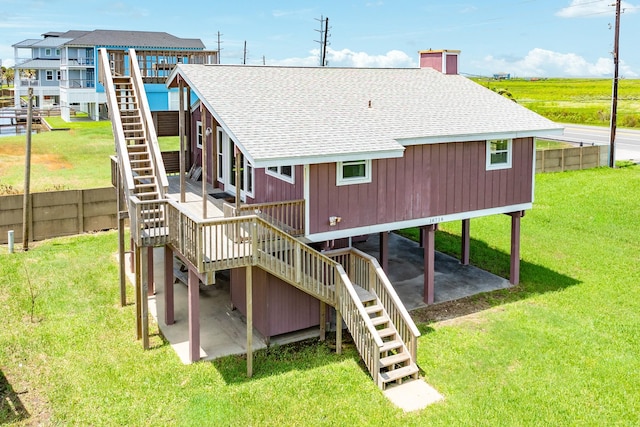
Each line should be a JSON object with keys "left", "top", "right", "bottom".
{"left": 0, "top": 119, "right": 179, "bottom": 194}
{"left": 1, "top": 165, "right": 639, "bottom": 425}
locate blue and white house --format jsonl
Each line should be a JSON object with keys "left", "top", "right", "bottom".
{"left": 13, "top": 30, "right": 217, "bottom": 121}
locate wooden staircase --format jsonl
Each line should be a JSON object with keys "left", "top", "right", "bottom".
{"left": 358, "top": 286, "right": 419, "bottom": 389}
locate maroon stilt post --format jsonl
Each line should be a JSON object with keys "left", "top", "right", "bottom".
{"left": 164, "top": 246, "right": 174, "bottom": 325}
{"left": 461, "top": 218, "right": 470, "bottom": 265}
{"left": 423, "top": 224, "right": 436, "bottom": 304}
{"left": 188, "top": 268, "right": 200, "bottom": 362}
{"left": 379, "top": 231, "right": 389, "bottom": 272}
{"left": 147, "top": 246, "right": 155, "bottom": 296}
{"left": 510, "top": 211, "right": 523, "bottom": 285}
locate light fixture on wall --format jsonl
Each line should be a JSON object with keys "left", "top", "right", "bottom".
{"left": 329, "top": 216, "right": 342, "bottom": 226}
{"left": 205, "top": 127, "right": 212, "bottom": 136}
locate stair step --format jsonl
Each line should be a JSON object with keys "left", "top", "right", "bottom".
{"left": 371, "top": 315, "right": 389, "bottom": 327}
{"left": 133, "top": 174, "right": 156, "bottom": 181}
{"left": 377, "top": 327, "right": 396, "bottom": 339}
{"left": 135, "top": 192, "right": 159, "bottom": 199}
{"left": 365, "top": 304, "right": 383, "bottom": 315}
{"left": 379, "top": 364, "right": 419, "bottom": 384}
{"left": 136, "top": 183, "right": 157, "bottom": 189}
{"left": 132, "top": 168, "right": 152, "bottom": 173}
{"left": 380, "top": 352, "right": 410, "bottom": 368}
{"left": 131, "top": 159, "right": 151, "bottom": 164}
{"left": 379, "top": 339, "right": 402, "bottom": 353}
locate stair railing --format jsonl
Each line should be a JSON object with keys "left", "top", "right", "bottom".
{"left": 98, "top": 48, "right": 135, "bottom": 201}
{"left": 127, "top": 48, "right": 169, "bottom": 196}
{"left": 327, "top": 247, "right": 421, "bottom": 362}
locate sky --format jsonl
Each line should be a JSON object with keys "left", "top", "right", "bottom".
{"left": 1, "top": 0, "right": 640, "bottom": 78}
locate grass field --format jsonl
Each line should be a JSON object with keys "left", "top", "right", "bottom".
{"left": 0, "top": 118, "right": 179, "bottom": 194}
{"left": 1, "top": 165, "right": 639, "bottom": 425}
{"left": 473, "top": 78, "right": 640, "bottom": 128}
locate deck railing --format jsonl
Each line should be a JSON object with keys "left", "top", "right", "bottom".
{"left": 224, "top": 199, "right": 305, "bottom": 236}
{"left": 129, "top": 196, "right": 170, "bottom": 247}
{"left": 327, "top": 247, "right": 421, "bottom": 362}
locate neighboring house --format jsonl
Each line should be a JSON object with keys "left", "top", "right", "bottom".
{"left": 13, "top": 30, "right": 217, "bottom": 121}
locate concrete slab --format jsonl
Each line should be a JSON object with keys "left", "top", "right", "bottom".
{"left": 383, "top": 379, "right": 444, "bottom": 412}
{"left": 125, "top": 248, "right": 319, "bottom": 364}
{"left": 354, "top": 232, "right": 511, "bottom": 310}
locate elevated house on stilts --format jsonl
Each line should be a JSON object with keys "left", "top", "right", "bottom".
{"left": 102, "top": 48, "right": 562, "bottom": 391}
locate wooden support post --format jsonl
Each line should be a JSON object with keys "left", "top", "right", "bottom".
{"left": 461, "top": 218, "right": 470, "bottom": 265}
{"left": 188, "top": 268, "right": 200, "bottom": 362}
{"left": 319, "top": 301, "right": 326, "bottom": 341}
{"left": 179, "top": 78, "right": 186, "bottom": 203}
{"left": 130, "top": 237, "right": 135, "bottom": 274}
{"left": 336, "top": 310, "right": 343, "bottom": 355}
{"left": 164, "top": 246, "right": 174, "bottom": 325}
{"left": 379, "top": 231, "right": 389, "bottom": 272}
{"left": 134, "top": 244, "right": 142, "bottom": 340}
{"left": 246, "top": 266, "right": 253, "bottom": 377}
{"left": 147, "top": 246, "right": 155, "bottom": 296}
{"left": 117, "top": 173, "right": 126, "bottom": 307}
{"left": 201, "top": 103, "right": 208, "bottom": 219}
{"left": 141, "top": 247, "right": 149, "bottom": 350}
{"left": 423, "top": 224, "right": 436, "bottom": 305}
{"left": 510, "top": 212, "right": 523, "bottom": 285}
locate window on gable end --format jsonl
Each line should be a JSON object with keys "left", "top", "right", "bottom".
{"left": 266, "top": 165, "right": 295, "bottom": 184}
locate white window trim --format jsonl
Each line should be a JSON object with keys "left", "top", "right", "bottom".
{"left": 216, "top": 127, "right": 224, "bottom": 182}
{"left": 336, "top": 159, "right": 372, "bottom": 186}
{"left": 196, "top": 120, "right": 203, "bottom": 149}
{"left": 486, "top": 139, "right": 512, "bottom": 170}
{"left": 45, "top": 48, "right": 52, "bottom": 56}
{"left": 45, "top": 70, "right": 54, "bottom": 81}
{"left": 266, "top": 165, "right": 295, "bottom": 184}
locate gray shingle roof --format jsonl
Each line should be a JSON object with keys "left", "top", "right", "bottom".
{"left": 172, "top": 65, "right": 562, "bottom": 167}
{"left": 15, "top": 59, "right": 61, "bottom": 69}
{"left": 65, "top": 30, "right": 204, "bottom": 49}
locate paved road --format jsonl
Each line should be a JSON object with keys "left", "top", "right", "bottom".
{"left": 558, "top": 124, "right": 640, "bottom": 161}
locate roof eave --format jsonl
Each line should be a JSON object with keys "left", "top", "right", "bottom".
{"left": 398, "top": 127, "right": 565, "bottom": 145}
{"left": 250, "top": 148, "right": 405, "bottom": 168}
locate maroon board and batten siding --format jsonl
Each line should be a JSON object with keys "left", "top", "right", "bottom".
{"left": 308, "top": 138, "right": 534, "bottom": 235}
{"left": 230, "top": 267, "right": 320, "bottom": 338}
{"left": 246, "top": 166, "right": 304, "bottom": 204}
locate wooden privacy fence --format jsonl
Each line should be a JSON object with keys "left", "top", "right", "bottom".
{"left": 0, "top": 187, "right": 117, "bottom": 244}
{"left": 536, "top": 144, "right": 608, "bottom": 173}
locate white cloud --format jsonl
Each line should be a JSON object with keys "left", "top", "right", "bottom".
{"left": 474, "top": 48, "right": 638, "bottom": 78}
{"left": 556, "top": 0, "right": 639, "bottom": 18}
{"left": 266, "top": 48, "right": 416, "bottom": 68}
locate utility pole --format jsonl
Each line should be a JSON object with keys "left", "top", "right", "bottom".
{"left": 22, "top": 88, "right": 33, "bottom": 251}
{"left": 243, "top": 40, "right": 247, "bottom": 65}
{"left": 609, "top": 0, "right": 621, "bottom": 168}
{"left": 315, "top": 16, "right": 330, "bottom": 66}
{"left": 217, "top": 31, "right": 223, "bottom": 64}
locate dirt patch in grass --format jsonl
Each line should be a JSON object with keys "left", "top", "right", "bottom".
{"left": 0, "top": 144, "right": 72, "bottom": 173}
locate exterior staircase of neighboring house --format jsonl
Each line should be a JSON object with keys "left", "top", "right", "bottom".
{"left": 101, "top": 48, "right": 419, "bottom": 390}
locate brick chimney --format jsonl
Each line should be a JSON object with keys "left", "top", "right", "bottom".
{"left": 419, "top": 49, "right": 460, "bottom": 75}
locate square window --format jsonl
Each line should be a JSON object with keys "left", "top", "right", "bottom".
{"left": 486, "top": 139, "right": 512, "bottom": 170}
{"left": 337, "top": 160, "right": 371, "bottom": 186}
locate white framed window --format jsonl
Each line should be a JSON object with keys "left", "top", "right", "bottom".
{"left": 336, "top": 159, "right": 371, "bottom": 186}
{"left": 217, "top": 127, "right": 224, "bottom": 181}
{"left": 45, "top": 48, "right": 52, "bottom": 56}
{"left": 45, "top": 70, "right": 54, "bottom": 81}
{"left": 56, "top": 70, "right": 61, "bottom": 81}
{"left": 196, "top": 120, "right": 203, "bottom": 149}
{"left": 266, "top": 165, "right": 294, "bottom": 184}
{"left": 486, "top": 139, "right": 512, "bottom": 170}
{"left": 55, "top": 48, "right": 60, "bottom": 56}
